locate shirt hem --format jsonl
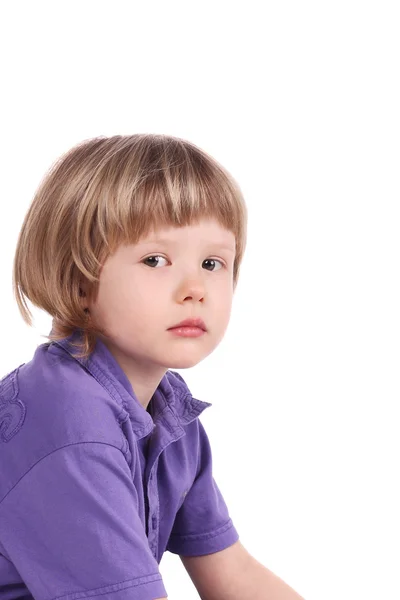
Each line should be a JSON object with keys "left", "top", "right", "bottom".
{"left": 49, "top": 573, "right": 167, "bottom": 600}
{"left": 166, "top": 519, "right": 240, "bottom": 556}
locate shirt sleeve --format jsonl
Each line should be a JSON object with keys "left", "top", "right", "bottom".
{"left": 0, "top": 443, "right": 168, "bottom": 600}
{"left": 166, "top": 418, "right": 240, "bottom": 557}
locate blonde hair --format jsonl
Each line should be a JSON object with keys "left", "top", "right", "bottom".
{"left": 13, "top": 134, "right": 248, "bottom": 360}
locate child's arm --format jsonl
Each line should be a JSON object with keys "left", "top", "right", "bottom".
{"left": 180, "top": 540, "right": 304, "bottom": 600}
{"left": 0, "top": 441, "right": 168, "bottom": 600}
{"left": 166, "top": 416, "right": 303, "bottom": 599}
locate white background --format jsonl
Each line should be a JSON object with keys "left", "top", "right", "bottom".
{"left": 1, "top": 2, "right": 399, "bottom": 599}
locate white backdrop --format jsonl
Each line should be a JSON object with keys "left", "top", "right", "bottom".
{"left": 1, "top": 2, "right": 399, "bottom": 599}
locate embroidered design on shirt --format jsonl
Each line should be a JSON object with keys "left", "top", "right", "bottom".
{"left": 0, "top": 367, "right": 27, "bottom": 443}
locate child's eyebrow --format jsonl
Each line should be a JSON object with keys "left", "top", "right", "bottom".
{"left": 138, "top": 237, "right": 235, "bottom": 252}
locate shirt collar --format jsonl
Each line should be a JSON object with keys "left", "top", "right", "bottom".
{"left": 52, "top": 328, "right": 212, "bottom": 435}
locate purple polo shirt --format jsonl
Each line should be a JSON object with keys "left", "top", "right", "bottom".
{"left": 0, "top": 329, "right": 239, "bottom": 600}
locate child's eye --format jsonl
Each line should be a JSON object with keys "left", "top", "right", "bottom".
{"left": 202, "top": 258, "right": 224, "bottom": 271}
{"left": 142, "top": 255, "right": 168, "bottom": 268}
{"left": 142, "top": 255, "right": 225, "bottom": 271}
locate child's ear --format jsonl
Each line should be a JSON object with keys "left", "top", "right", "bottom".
{"left": 78, "top": 281, "right": 89, "bottom": 313}
{"left": 79, "top": 277, "right": 89, "bottom": 298}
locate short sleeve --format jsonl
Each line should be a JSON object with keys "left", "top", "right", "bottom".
{"left": 0, "top": 443, "right": 167, "bottom": 600}
{"left": 166, "top": 419, "right": 239, "bottom": 556}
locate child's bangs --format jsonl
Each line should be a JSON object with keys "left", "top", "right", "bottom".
{"left": 96, "top": 151, "right": 245, "bottom": 256}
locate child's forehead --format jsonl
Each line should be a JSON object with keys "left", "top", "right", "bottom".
{"left": 137, "top": 218, "right": 235, "bottom": 246}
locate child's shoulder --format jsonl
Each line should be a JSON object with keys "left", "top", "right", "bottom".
{"left": 17, "top": 342, "right": 125, "bottom": 431}
{"left": 0, "top": 342, "right": 126, "bottom": 501}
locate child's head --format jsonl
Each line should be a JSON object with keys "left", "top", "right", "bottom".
{"left": 13, "top": 134, "right": 247, "bottom": 366}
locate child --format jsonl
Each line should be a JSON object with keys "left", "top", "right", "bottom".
{"left": 0, "top": 134, "right": 303, "bottom": 600}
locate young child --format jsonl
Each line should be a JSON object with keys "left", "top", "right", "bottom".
{"left": 0, "top": 135, "right": 303, "bottom": 600}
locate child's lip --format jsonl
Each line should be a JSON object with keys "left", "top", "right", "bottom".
{"left": 168, "top": 318, "right": 207, "bottom": 331}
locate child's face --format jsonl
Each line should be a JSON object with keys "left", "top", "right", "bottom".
{"left": 84, "top": 217, "right": 236, "bottom": 376}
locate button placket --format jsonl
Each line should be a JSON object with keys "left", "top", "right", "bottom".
{"left": 147, "top": 465, "right": 159, "bottom": 550}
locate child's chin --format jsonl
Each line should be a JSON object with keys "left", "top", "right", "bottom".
{"left": 165, "top": 354, "right": 206, "bottom": 369}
